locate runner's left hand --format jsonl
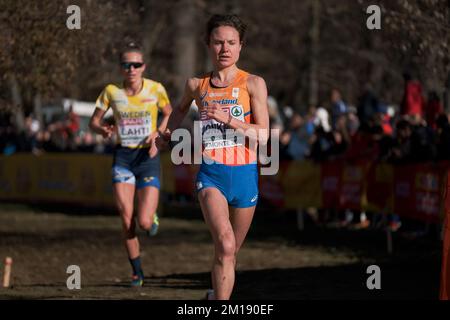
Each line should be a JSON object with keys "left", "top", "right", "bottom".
{"left": 146, "top": 131, "right": 159, "bottom": 158}
{"left": 206, "top": 103, "right": 228, "bottom": 123}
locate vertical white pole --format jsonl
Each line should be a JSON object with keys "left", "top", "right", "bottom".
{"left": 3, "top": 257, "right": 13, "bottom": 288}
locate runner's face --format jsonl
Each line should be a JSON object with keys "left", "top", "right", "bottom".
{"left": 208, "top": 26, "right": 242, "bottom": 69}
{"left": 120, "top": 52, "right": 145, "bottom": 82}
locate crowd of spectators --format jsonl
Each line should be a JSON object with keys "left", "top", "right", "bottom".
{"left": 0, "top": 74, "right": 448, "bottom": 235}
{"left": 270, "top": 74, "right": 449, "bottom": 166}
{"left": 1, "top": 74, "right": 448, "bottom": 167}
{"left": 0, "top": 106, "right": 115, "bottom": 155}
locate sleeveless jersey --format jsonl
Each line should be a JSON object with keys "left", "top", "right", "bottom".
{"left": 195, "top": 69, "right": 257, "bottom": 165}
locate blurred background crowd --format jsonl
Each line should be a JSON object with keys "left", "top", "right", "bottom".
{"left": 1, "top": 71, "right": 449, "bottom": 167}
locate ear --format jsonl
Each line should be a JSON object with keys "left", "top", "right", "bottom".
{"left": 142, "top": 63, "right": 147, "bottom": 73}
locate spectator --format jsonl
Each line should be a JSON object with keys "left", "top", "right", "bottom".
{"left": 330, "top": 88, "right": 348, "bottom": 128}
{"left": 357, "top": 86, "right": 379, "bottom": 127}
{"left": 285, "top": 113, "right": 310, "bottom": 160}
{"left": 400, "top": 72, "right": 425, "bottom": 117}
{"left": 425, "top": 91, "right": 444, "bottom": 130}
{"left": 436, "top": 114, "right": 450, "bottom": 160}
{"left": 388, "top": 119, "right": 413, "bottom": 164}
{"left": 313, "top": 104, "right": 332, "bottom": 133}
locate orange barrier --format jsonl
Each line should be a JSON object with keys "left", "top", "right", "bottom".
{"left": 440, "top": 171, "right": 450, "bottom": 300}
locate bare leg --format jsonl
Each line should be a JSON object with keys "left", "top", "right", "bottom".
{"left": 136, "top": 186, "right": 159, "bottom": 231}
{"left": 229, "top": 206, "right": 256, "bottom": 254}
{"left": 113, "top": 183, "right": 139, "bottom": 258}
{"left": 198, "top": 187, "right": 236, "bottom": 300}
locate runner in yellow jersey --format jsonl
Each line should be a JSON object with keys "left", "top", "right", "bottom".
{"left": 155, "top": 15, "right": 270, "bottom": 299}
{"left": 89, "top": 42, "right": 172, "bottom": 287}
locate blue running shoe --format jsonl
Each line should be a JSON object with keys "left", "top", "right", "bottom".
{"left": 148, "top": 213, "right": 159, "bottom": 237}
{"left": 203, "top": 289, "right": 215, "bottom": 300}
{"left": 130, "top": 274, "right": 144, "bottom": 287}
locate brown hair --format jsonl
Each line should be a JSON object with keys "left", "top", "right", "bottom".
{"left": 118, "top": 42, "right": 143, "bottom": 62}
{"left": 205, "top": 14, "right": 247, "bottom": 45}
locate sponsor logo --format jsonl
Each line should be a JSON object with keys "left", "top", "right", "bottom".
{"left": 202, "top": 99, "right": 238, "bottom": 107}
{"left": 250, "top": 195, "right": 258, "bottom": 203}
{"left": 232, "top": 87, "right": 239, "bottom": 98}
{"left": 143, "top": 176, "right": 155, "bottom": 183}
{"left": 141, "top": 97, "right": 157, "bottom": 104}
{"left": 231, "top": 106, "right": 243, "bottom": 117}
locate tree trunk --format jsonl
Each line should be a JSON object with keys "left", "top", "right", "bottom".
{"left": 9, "top": 76, "right": 25, "bottom": 131}
{"left": 308, "top": 0, "right": 320, "bottom": 107}
{"left": 33, "top": 92, "right": 43, "bottom": 130}
{"left": 173, "top": 0, "right": 197, "bottom": 101}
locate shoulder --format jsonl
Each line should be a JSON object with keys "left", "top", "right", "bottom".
{"left": 144, "top": 78, "right": 164, "bottom": 90}
{"left": 103, "top": 83, "right": 120, "bottom": 93}
{"left": 246, "top": 74, "right": 267, "bottom": 94}
{"left": 185, "top": 76, "right": 204, "bottom": 94}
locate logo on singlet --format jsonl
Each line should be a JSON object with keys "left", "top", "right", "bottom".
{"left": 231, "top": 106, "right": 243, "bottom": 117}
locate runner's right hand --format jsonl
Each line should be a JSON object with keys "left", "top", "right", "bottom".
{"left": 100, "top": 125, "right": 114, "bottom": 139}
{"left": 155, "top": 129, "right": 171, "bottom": 150}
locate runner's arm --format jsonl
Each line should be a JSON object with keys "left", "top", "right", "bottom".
{"left": 89, "top": 107, "right": 114, "bottom": 138}
{"left": 205, "top": 75, "right": 270, "bottom": 144}
{"left": 157, "top": 104, "right": 173, "bottom": 134}
{"left": 164, "top": 78, "right": 198, "bottom": 136}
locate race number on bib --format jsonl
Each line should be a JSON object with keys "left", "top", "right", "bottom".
{"left": 118, "top": 115, "right": 152, "bottom": 147}
{"left": 200, "top": 105, "right": 245, "bottom": 150}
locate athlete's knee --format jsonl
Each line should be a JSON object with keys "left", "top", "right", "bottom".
{"left": 138, "top": 215, "right": 152, "bottom": 231}
{"left": 116, "top": 201, "right": 133, "bottom": 217}
{"left": 215, "top": 231, "right": 236, "bottom": 262}
{"left": 198, "top": 189, "right": 210, "bottom": 202}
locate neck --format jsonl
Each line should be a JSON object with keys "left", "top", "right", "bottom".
{"left": 212, "top": 65, "right": 238, "bottom": 84}
{"left": 124, "top": 78, "right": 143, "bottom": 95}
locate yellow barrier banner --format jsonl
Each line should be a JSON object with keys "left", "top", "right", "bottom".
{"left": 0, "top": 153, "right": 114, "bottom": 206}
{"left": 281, "top": 161, "right": 322, "bottom": 209}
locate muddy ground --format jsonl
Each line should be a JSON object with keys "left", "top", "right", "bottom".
{"left": 0, "top": 203, "right": 442, "bottom": 300}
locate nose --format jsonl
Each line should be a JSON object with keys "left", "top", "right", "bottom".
{"left": 221, "top": 43, "right": 229, "bottom": 52}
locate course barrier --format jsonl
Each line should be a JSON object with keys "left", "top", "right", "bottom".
{"left": 0, "top": 153, "right": 447, "bottom": 223}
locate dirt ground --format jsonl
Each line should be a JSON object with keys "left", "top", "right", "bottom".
{"left": 0, "top": 203, "right": 442, "bottom": 300}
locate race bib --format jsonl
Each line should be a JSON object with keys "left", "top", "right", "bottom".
{"left": 200, "top": 105, "right": 245, "bottom": 150}
{"left": 118, "top": 115, "right": 152, "bottom": 147}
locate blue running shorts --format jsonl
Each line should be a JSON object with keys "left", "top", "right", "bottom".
{"left": 196, "top": 161, "right": 259, "bottom": 208}
{"left": 112, "top": 146, "right": 160, "bottom": 189}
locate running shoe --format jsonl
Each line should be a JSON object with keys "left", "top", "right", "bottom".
{"left": 148, "top": 213, "right": 159, "bottom": 237}
{"left": 130, "top": 274, "right": 144, "bottom": 287}
{"left": 204, "top": 289, "right": 215, "bottom": 300}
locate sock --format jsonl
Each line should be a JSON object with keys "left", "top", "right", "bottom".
{"left": 207, "top": 289, "right": 215, "bottom": 300}
{"left": 129, "top": 256, "right": 144, "bottom": 278}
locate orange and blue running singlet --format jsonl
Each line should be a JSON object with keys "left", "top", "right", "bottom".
{"left": 195, "top": 69, "right": 259, "bottom": 208}
{"left": 196, "top": 69, "right": 257, "bottom": 165}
